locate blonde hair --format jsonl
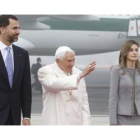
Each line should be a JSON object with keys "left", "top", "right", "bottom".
{"left": 119, "top": 39, "right": 140, "bottom": 74}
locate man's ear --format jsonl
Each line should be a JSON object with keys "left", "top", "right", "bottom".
{"left": 56, "top": 59, "right": 59, "bottom": 64}
{"left": 0, "top": 27, "right": 5, "bottom": 34}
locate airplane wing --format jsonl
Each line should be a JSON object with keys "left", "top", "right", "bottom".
{"left": 48, "top": 15, "right": 100, "bottom": 21}
{"left": 16, "top": 15, "right": 100, "bottom": 30}
{"left": 16, "top": 15, "right": 51, "bottom": 30}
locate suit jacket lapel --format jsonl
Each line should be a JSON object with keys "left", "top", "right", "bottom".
{"left": 0, "top": 51, "right": 10, "bottom": 85}
{"left": 12, "top": 45, "right": 20, "bottom": 87}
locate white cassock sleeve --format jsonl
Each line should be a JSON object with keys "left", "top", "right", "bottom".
{"left": 38, "top": 66, "right": 79, "bottom": 92}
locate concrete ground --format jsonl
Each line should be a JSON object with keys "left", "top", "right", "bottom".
{"left": 31, "top": 114, "right": 109, "bottom": 125}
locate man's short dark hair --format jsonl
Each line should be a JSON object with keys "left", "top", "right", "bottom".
{"left": 37, "top": 57, "right": 41, "bottom": 62}
{"left": 0, "top": 15, "right": 18, "bottom": 34}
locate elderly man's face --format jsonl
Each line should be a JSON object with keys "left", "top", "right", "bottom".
{"left": 57, "top": 52, "right": 75, "bottom": 73}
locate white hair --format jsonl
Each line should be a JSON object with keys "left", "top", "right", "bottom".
{"left": 55, "top": 46, "right": 75, "bottom": 60}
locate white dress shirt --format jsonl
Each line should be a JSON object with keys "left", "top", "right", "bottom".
{"left": 0, "top": 41, "right": 14, "bottom": 70}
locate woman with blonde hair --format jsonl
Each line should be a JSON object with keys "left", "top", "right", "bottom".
{"left": 109, "top": 39, "right": 140, "bottom": 125}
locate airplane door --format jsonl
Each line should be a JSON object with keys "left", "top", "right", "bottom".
{"left": 128, "top": 16, "right": 140, "bottom": 37}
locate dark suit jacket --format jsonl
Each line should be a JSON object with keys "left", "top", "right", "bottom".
{"left": 31, "top": 62, "right": 42, "bottom": 78}
{"left": 0, "top": 44, "right": 32, "bottom": 125}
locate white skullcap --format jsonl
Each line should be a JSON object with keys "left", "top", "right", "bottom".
{"left": 55, "top": 46, "right": 73, "bottom": 59}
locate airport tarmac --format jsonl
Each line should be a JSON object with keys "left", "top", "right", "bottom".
{"left": 31, "top": 114, "right": 109, "bottom": 125}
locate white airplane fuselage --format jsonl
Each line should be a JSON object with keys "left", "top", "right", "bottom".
{"left": 13, "top": 15, "right": 140, "bottom": 56}
{"left": 17, "top": 30, "right": 128, "bottom": 55}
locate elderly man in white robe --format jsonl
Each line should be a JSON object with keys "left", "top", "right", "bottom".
{"left": 38, "top": 46, "right": 96, "bottom": 125}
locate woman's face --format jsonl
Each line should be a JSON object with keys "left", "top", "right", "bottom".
{"left": 127, "top": 44, "right": 139, "bottom": 62}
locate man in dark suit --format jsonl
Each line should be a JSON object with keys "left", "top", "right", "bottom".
{"left": 31, "top": 57, "right": 42, "bottom": 91}
{"left": 0, "top": 15, "right": 32, "bottom": 125}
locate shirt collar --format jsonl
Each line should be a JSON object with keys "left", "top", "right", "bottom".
{"left": 0, "top": 41, "right": 13, "bottom": 51}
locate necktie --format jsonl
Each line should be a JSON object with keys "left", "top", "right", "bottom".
{"left": 5, "top": 47, "right": 13, "bottom": 88}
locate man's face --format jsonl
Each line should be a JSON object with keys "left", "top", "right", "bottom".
{"left": 4, "top": 19, "right": 20, "bottom": 43}
{"left": 57, "top": 52, "right": 75, "bottom": 73}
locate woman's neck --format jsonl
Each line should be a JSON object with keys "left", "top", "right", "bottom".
{"left": 126, "top": 60, "right": 136, "bottom": 69}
